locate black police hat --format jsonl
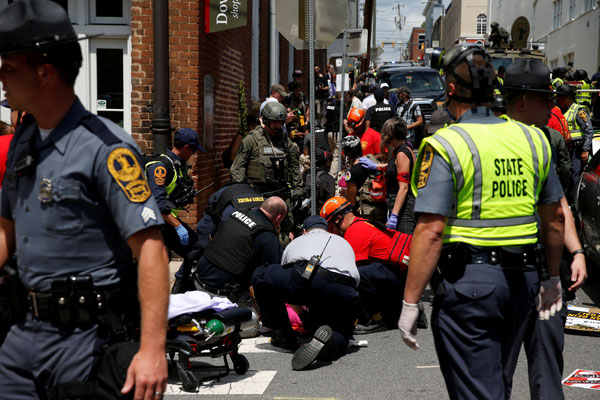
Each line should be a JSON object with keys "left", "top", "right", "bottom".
{"left": 503, "top": 59, "right": 553, "bottom": 93}
{"left": 0, "top": 0, "right": 99, "bottom": 55}
{"left": 555, "top": 83, "right": 575, "bottom": 98}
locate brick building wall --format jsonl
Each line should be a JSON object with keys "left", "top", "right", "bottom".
{"left": 130, "top": 1, "right": 326, "bottom": 226}
{"left": 408, "top": 27, "right": 426, "bottom": 63}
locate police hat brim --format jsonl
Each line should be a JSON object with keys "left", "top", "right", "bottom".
{"left": 502, "top": 85, "right": 555, "bottom": 94}
{"left": 0, "top": 33, "right": 102, "bottom": 56}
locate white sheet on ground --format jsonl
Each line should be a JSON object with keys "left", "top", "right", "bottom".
{"left": 168, "top": 290, "right": 237, "bottom": 320}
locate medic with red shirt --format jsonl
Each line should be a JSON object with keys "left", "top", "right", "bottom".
{"left": 320, "top": 196, "right": 427, "bottom": 335}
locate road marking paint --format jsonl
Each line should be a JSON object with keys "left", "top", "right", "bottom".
{"left": 416, "top": 365, "right": 440, "bottom": 369}
{"left": 239, "top": 336, "right": 283, "bottom": 353}
{"left": 166, "top": 370, "right": 276, "bottom": 395}
{"left": 273, "top": 397, "right": 340, "bottom": 400}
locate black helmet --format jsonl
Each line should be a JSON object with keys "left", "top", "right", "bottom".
{"left": 503, "top": 59, "right": 553, "bottom": 93}
{"left": 555, "top": 83, "right": 575, "bottom": 98}
{"left": 574, "top": 69, "right": 588, "bottom": 81}
{"left": 430, "top": 43, "right": 495, "bottom": 104}
{"left": 490, "top": 95, "right": 506, "bottom": 110}
{"left": 261, "top": 101, "right": 287, "bottom": 122}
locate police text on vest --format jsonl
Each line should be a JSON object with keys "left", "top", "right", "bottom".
{"left": 492, "top": 158, "right": 528, "bottom": 198}
{"left": 232, "top": 211, "right": 257, "bottom": 228}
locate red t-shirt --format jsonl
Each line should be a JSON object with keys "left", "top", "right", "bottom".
{"left": 354, "top": 127, "right": 381, "bottom": 156}
{"left": 343, "top": 217, "right": 392, "bottom": 262}
{"left": 547, "top": 106, "right": 570, "bottom": 143}
{"left": 0, "top": 134, "right": 14, "bottom": 188}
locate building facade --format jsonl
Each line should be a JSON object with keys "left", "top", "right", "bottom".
{"left": 407, "top": 27, "right": 426, "bottom": 63}
{"left": 422, "top": 0, "right": 445, "bottom": 64}
{"left": 0, "top": 0, "right": 327, "bottom": 225}
{"left": 441, "top": 0, "right": 488, "bottom": 49}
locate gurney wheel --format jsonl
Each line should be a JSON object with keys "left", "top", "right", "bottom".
{"left": 231, "top": 353, "right": 249, "bottom": 375}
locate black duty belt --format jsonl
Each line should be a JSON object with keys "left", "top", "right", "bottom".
{"left": 193, "top": 279, "right": 242, "bottom": 301}
{"left": 439, "top": 244, "right": 537, "bottom": 269}
{"left": 315, "top": 267, "right": 357, "bottom": 288}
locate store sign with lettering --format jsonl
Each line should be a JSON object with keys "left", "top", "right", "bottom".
{"left": 205, "top": 0, "right": 248, "bottom": 33}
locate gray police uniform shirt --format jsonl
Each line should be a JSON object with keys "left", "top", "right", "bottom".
{"left": 414, "top": 108, "right": 564, "bottom": 217}
{"left": 1, "top": 98, "right": 164, "bottom": 292}
{"left": 281, "top": 228, "right": 360, "bottom": 286}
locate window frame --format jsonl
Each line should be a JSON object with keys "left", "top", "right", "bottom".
{"left": 553, "top": 0, "right": 563, "bottom": 30}
{"left": 89, "top": 39, "right": 131, "bottom": 133}
{"left": 476, "top": 14, "right": 487, "bottom": 36}
{"left": 89, "top": 0, "right": 129, "bottom": 25}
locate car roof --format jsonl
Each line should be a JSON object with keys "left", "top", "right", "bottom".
{"left": 379, "top": 66, "right": 437, "bottom": 73}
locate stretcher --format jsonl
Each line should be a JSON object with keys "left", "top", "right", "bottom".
{"left": 166, "top": 292, "right": 256, "bottom": 391}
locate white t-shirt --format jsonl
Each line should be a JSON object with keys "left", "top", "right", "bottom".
{"left": 282, "top": 228, "right": 360, "bottom": 285}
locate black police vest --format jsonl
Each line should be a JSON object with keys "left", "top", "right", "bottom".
{"left": 325, "top": 104, "right": 339, "bottom": 130}
{"left": 370, "top": 103, "right": 393, "bottom": 132}
{"left": 202, "top": 209, "right": 275, "bottom": 276}
{"left": 209, "top": 184, "right": 264, "bottom": 225}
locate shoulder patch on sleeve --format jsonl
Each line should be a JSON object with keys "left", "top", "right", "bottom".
{"left": 153, "top": 165, "right": 167, "bottom": 186}
{"left": 417, "top": 145, "right": 434, "bottom": 189}
{"left": 578, "top": 109, "right": 588, "bottom": 122}
{"left": 107, "top": 147, "right": 152, "bottom": 202}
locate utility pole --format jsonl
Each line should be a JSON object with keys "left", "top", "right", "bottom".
{"left": 393, "top": 3, "right": 405, "bottom": 60}
{"left": 372, "top": 0, "right": 376, "bottom": 66}
{"left": 362, "top": 0, "right": 374, "bottom": 72}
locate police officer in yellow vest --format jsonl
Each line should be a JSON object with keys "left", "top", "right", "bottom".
{"left": 556, "top": 83, "right": 594, "bottom": 189}
{"left": 146, "top": 128, "right": 205, "bottom": 293}
{"left": 551, "top": 66, "right": 566, "bottom": 91}
{"left": 503, "top": 58, "right": 588, "bottom": 400}
{"left": 574, "top": 69, "right": 593, "bottom": 111}
{"left": 398, "top": 44, "right": 565, "bottom": 399}
{"left": 231, "top": 102, "right": 303, "bottom": 199}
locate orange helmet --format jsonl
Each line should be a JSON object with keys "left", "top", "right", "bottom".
{"left": 320, "top": 196, "right": 352, "bottom": 222}
{"left": 347, "top": 107, "right": 365, "bottom": 129}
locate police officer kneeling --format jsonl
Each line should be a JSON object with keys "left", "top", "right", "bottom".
{"left": 0, "top": 1, "right": 169, "bottom": 398}
{"left": 398, "top": 44, "right": 565, "bottom": 399}
{"left": 251, "top": 215, "right": 360, "bottom": 370}
{"left": 146, "top": 128, "right": 205, "bottom": 294}
{"left": 193, "top": 196, "right": 286, "bottom": 301}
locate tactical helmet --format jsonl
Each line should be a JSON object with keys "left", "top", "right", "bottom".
{"left": 342, "top": 135, "right": 361, "bottom": 151}
{"left": 555, "top": 83, "right": 575, "bottom": 98}
{"left": 503, "top": 59, "right": 553, "bottom": 93}
{"left": 347, "top": 107, "right": 366, "bottom": 128}
{"left": 430, "top": 43, "right": 495, "bottom": 104}
{"left": 574, "top": 69, "right": 588, "bottom": 81}
{"left": 320, "top": 196, "right": 352, "bottom": 222}
{"left": 261, "top": 101, "right": 287, "bottom": 122}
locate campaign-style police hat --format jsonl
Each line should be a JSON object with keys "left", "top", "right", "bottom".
{"left": 503, "top": 59, "right": 554, "bottom": 94}
{"left": 0, "top": 0, "right": 99, "bottom": 55}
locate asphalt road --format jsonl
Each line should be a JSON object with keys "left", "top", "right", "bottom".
{"left": 164, "top": 265, "right": 600, "bottom": 399}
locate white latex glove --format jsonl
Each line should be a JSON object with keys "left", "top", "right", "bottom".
{"left": 536, "top": 276, "right": 562, "bottom": 320}
{"left": 398, "top": 300, "right": 420, "bottom": 350}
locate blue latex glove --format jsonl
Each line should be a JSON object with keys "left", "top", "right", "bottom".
{"left": 387, "top": 213, "right": 398, "bottom": 230}
{"left": 176, "top": 224, "right": 189, "bottom": 246}
{"left": 358, "top": 156, "right": 378, "bottom": 170}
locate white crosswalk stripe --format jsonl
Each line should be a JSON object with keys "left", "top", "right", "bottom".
{"left": 165, "top": 371, "right": 277, "bottom": 395}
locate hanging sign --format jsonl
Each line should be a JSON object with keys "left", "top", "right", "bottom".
{"left": 205, "top": 0, "right": 248, "bottom": 33}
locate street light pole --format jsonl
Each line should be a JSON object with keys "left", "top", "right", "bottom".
{"left": 309, "top": 0, "right": 317, "bottom": 215}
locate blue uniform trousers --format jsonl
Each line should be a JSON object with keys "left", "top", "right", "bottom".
{"left": 162, "top": 219, "right": 203, "bottom": 279}
{"left": 251, "top": 263, "right": 360, "bottom": 359}
{"left": 430, "top": 263, "right": 539, "bottom": 400}
{"left": 523, "top": 291, "right": 567, "bottom": 400}
{"left": 569, "top": 142, "right": 585, "bottom": 191}
{"left": 356, "top": 262, "right": 406, "bottom": 323}
{"left": 0, "top": 314, "right": 109, "bottom": 399}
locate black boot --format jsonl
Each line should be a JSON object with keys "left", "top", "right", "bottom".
{"left": 291, "top": 325, "right": 333, "bottom": 371}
